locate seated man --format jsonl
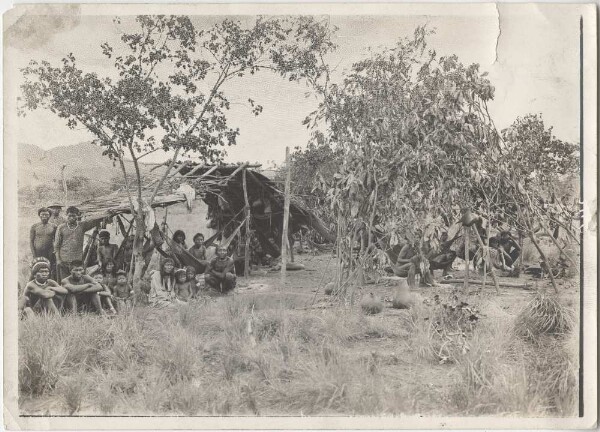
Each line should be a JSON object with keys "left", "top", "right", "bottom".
{"left": 474, "top": 237, "right": 512, "bottom": 273}
{"left": 390, "top": 243, "right": 416, "bottom": 277}
{"left": 60, "top": 260, "right": 105, "bottom": 315}
{"left": 204, "top": 245, "right": 237, "bottom": 293}
{"left": 428, "top": 233, "right": 457, "bottom": 276}
{"left": 21, "top": 259, "right": 68, "bottom": 315}
{"left": 497, "top": 230, "right": 521, "bottom": 267}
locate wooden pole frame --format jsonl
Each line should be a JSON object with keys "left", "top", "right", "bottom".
{"left": 242, "top": 168, "right": 251, "bottom": 278}
{"left": 281, "top": 147, "right": 292, "bottom": 288}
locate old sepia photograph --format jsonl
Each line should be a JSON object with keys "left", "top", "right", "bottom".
{"left": 3, "top": 2, "right": 597, "bottom": 430}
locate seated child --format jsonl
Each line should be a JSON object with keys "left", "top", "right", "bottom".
{"left": 93, "top": 273, "right": 117, "bottom": 315}
{"left": 113, "top": 269, "right": 134, "bottom": 311}
{"left": 185, "top": 266, "right": 200, "bottom": 298}
{"left": 174, "top": 268, "right": 192, "bottom": 302}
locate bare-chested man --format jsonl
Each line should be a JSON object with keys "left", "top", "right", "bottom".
{"left": 97, "top": 230, "right": 119, "bottom": 270}
{"left": 30, "top": 207, "right": 57, "bottom": 277}
{"left": 20, "top": 259, "right": 68, "bottom": 315}
{"left": 60, "top": 260, "right": 105, "bottom": 314}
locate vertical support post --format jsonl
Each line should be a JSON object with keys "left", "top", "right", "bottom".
{"left": 473, "top": 227, "right": 500, "bottom": 293}
{"left": 61, "top": 164, "right": 68, "bottom": 207}
{"left": 463, "top": 225, "right": 470, "bottom": 290}
{"left": 281, "top": 147, "right": 291, "bottom": 287}
{"left": 242, "top": 168, "right": 251, "bottom": 278}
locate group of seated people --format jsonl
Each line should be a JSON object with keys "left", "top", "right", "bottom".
{"left": 148, "top": 241, "right": 237, "bottom": 308}
{"left": 19, "top": 257, "right": 133, "bottom": 317}
{"left": 20, "top": 238, "right": 240, "bottom": 316}
{"left": 388, "top": 229, "right": 521, "bottom": 281}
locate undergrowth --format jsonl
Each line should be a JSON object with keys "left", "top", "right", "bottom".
{"left": 19, "top": 289, "right": 579, "bottom": 416}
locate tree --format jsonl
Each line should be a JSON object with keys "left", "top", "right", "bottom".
{"left": 19, "top": 15, "right": 336, "bottom": 291}
{"left": 305, "top": 27, "right": 502, "bottom": 292}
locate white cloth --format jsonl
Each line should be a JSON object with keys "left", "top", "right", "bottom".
{"left": 176, "top": 183, "right": 196, "bottom": 211}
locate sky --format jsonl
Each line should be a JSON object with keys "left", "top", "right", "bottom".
{"left": 4, "top": 3, "right": 584, "bottom": 168}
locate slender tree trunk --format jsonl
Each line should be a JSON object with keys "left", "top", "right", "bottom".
{"left": 280, "top": 147, "right": 291, "bottom": 288}
{"left": 529, "top": 228, "right": 559, "bottom": 293}
{"left": 473, "top": 227, "right": 500, "bottom": 293}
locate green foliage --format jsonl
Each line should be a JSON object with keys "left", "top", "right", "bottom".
{"left": 19, "top": 16, "right": 337, "bottom": 169}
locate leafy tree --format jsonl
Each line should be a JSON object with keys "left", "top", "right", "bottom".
{"left": 305, "top": 27, "right": 502, "bottom": 290}
{"left": 19, "top": 15, "right": 336, "bottom": 291}
{"left": 280, "top": 143, "right": 342, "bottom": 229}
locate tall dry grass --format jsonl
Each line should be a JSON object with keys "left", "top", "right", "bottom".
{"left": 447, "top": 292, "right": 579, "bottom": 416}
{"left": 19, "top": 289, "right": 579, "bottom": 416}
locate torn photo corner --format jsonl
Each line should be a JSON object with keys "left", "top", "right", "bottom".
{"left": 3, "top": 2, "right": 597, "bottom": 430}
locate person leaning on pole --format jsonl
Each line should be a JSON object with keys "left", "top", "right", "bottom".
{"left": 53, "top": 206, "right": 99, "bottom": 281}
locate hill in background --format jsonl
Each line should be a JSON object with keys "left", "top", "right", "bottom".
{"left": 19, "top": 142, "right": 167, "bottom": 189}
{"left": 18, "top": 142, "right": 168, "bottom": 206}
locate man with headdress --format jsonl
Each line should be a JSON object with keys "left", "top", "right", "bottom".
{"left": 54, "top": 206, "right": 98, "bottom": 281}
{"left": 30, "top": 207, "right": 57, "bottom": 278}
{"left": 20, "top": 257, "right": 68, "bottom": 316}
{"left": 204, "top": 244, "right": 236, "bottom": 293}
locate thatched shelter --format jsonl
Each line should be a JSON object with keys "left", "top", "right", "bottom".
{"left": 76, "top": 162, "right": 334, "bottom": 260}
{"left": 176, "top": 162, "right": 335, "bottom": 257}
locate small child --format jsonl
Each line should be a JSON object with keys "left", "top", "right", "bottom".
{"left": 185, "top": 266, "right": 199, "bottom": 298}
{"left": 93, "top": 273, "right": 117, "bottom": 315}
{"left": 113, "top": 269, "right": 134, "bottom": 311}
{"left": 174, "top": 268, "right": 192, "bottom": 302}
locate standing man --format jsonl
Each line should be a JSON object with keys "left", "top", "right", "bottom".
{"left": 47, "top": 204, "right": 66, "bottom": 226}
{"left": 54, "top": 206, "right": 98, "bottom": 281}
{"left": 30, "top": 207, "right": 57, "bottom": 277}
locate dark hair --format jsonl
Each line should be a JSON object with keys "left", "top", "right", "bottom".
{"left": 66, "top": 206, "right": 80, "bottom": 215}
{"left": 98, "top": 230, "right": 110, "bottom": 239}
{"left": 173, "top": 230, "right": 186, "bottom": 241}
{"left": 160, "top": 258, "right": 176, "bottom": 287}
{"left": 102, "top": 258, "right": 116, "bottom": 275}
{"left": 71, "top": 260, "right": 84, "bottom": 268}
{"left": 38, "top": 207, "right": 50, "bottom": 216}
{"left": 193, "top": 233, "right": 204, "bottom": 241}
{"left": 116, "top": 269, "right": 127, "bottom": 277}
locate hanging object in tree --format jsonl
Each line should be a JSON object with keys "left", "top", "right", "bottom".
{"left": 176, "top": 183, "right": 196, "bottom": 212}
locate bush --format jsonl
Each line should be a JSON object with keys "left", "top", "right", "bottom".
{"left": 513, "top": 292, "right": 575, "bottom": 343}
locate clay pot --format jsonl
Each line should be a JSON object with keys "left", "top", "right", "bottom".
{"left": 461, "top": 209, "right": 481, "bottom": 227}
{"left": 324, "top": 282, "right": 335, "bottom": 295}
{"left": 391, "top": 277, "right": 411, "bottom": 309}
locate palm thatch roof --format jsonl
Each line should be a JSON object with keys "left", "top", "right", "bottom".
{"left": 76, "top": 163, "right": 334, "bottom": 258}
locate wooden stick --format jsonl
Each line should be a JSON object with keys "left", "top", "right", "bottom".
{"left": 146, "top": 160, "right": 192, "bottom": 190}
{"left": 281, "top": 148, "right": 291, "bottom": 289}
{"left": 473, "top": 227, "right": 500, "bottom": 293}
{"left": 242, "top": 168, "right": 251, "bottom": 278}
{"left": 464, "top": 225, "right": 470, "bottom": 291}
{"left": 540, "top": 220, "right": 577, "bottom": 267}
{"left": 83, "top": 228, "right": 99, "bottom": 269}
{"left": 218, "top": 162, "right": 249, "bottom": 186}
{"left": 529, "top": 229, "right": 559, "bottom": 293}
{"left": 439, "top": 279, "right": 529, "bottom": 289}
{"left": 184, "top": 164, "right": 219, "bottom": 180}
